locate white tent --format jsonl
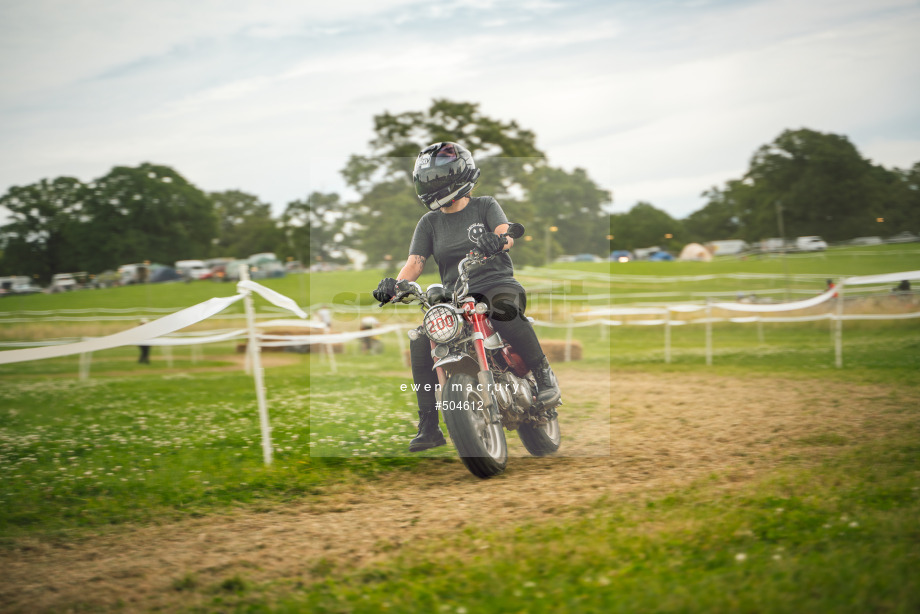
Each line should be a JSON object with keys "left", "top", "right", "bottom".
{"left": 679, "top": 243, "right": 712, "bottom": 262}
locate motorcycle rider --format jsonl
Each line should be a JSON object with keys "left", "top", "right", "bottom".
{"left": 373, "top": 142, "right": 561, "bottom": 452}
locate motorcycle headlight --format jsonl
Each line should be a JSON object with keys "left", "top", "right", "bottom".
{"left": 423, "top": 304, "right": 462, "bottom": 344}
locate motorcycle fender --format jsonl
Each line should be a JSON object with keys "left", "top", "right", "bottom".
{"left": 432, "top": 353, "right": 479, "bottom": 377}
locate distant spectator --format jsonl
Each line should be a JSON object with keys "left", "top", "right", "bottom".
{"left": 826, "top": 279, "right": 838, "bottom": 299}
{"left": 138, "top": 318, "right": 151, "bottom": 364}
{"left": 894, "top": 279, "right": 911, "bottom": 294}
{"left": 360, "top": 315, "right": 379, "bottom": 353}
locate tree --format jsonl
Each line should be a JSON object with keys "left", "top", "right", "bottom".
{"left": 210, "top": 190, "right": 283, "bottom": 259}
{"left": 530, "top": 166, "right": 611, "bottom": 260}
{"left": 610, "top": 202, "right": 684, "bottom": 251}
{"left": 0, "top": 177, "right": 87, "bottom": 282}
{"left": 84, "top": 163, "right": 217, "bottom": 269}
{"left": 341, "top": 100, "right": 548, "bottom": 268}
{"left": 0, "top": 163, "right": 218, "bottom": 280}
{"left": 683, "top": 184, "right": 743, "bottom": 243}
{"left": 875, "top": 162, "right": 920, "bottom": 234}
{"left": 282, "top": 192, "right": 347, "bottom": 265}
{"left": 342, "top": 99, "right": 611, "bottom": 268}
{"left": 698, "top": 128, "right": 897, "bottom": 243}
{"left": 342, "top": 99, "right": 545, "bottom": 199}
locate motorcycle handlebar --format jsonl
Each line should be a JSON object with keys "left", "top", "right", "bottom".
{"left": 377, "top": 280, "right": 423, "bottom": 308}
{"left": 379, "top": 229, "right": 517, "bottom": 307}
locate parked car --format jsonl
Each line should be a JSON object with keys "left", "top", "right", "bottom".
{"left": 648, "top": 251, "right": 675, "bottom": 261}
{"left": 760, "top": 238, "right": 787, "bottom": 253}
{"left": 220, "top": 260, "right": 252, "bottom": 282}
{"left": 49, "top": 273, "right": 78, "bottom": 292}
{"left": 609, "top": 250, "right": 634, "bottom": 263}
{"left": 285, "top": 260, "right": 305, "bottom": 273}
{"left": 149, "top": 265, "right": 183, "bottom": 283}
{"left": 248, "top": 253, "right": 285, "bottom": 279}
{"left": 174, "top": 259, "right": 210, "bottom": 280}
{"left": 849, "top": 236, "right": 883, "bottom": 246}
{"left": 633, "top": 246, "right": 661, "bottom": 260}
{"left": 119, "top": 263, "right": 149, "bottom": 284}
{"left": 707, "top": 240, "right": 750, "bottom": 255}
{"left": 796, "top": 236, "right": 828, "bottom": 251}
{"left": 0, "top": 276, "right": 42, "bottom": 296}
{"left": 574, "top": 253, "right": 603, "bottom": 262}
{"left": 888, "top": 231, "right": 919, "bottom": 243}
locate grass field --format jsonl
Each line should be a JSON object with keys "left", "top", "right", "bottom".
{"left": 0, "top": 244, "right": 918, "bottom": 612}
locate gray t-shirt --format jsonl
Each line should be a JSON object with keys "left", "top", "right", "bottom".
{"left": 408, "top": 196, "right": 522, "bottom": 293}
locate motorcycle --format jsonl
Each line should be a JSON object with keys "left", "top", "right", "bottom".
{"left": 379, "top": 222, "right": 561, "bottom": 478}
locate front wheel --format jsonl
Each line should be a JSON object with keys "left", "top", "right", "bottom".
{"left": 519, "top": 415, "right": 562, "bottom": 457}
{"left": 441, "top": 373, "right": 507, "bottom": 479}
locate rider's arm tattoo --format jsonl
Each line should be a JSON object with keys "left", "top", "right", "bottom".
{"left": 411, "top": 255, "right": 426, "bottom": 268}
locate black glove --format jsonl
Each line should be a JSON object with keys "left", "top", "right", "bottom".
{"left": 373, "top": 277, "right": 397, "bottom": 304}
{"left": 476, "top": 232, "right": 505, "bottom": 257}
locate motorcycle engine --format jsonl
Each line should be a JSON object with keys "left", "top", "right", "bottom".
{"left": 495, "top": 372, "right": 533, "bottom": 412}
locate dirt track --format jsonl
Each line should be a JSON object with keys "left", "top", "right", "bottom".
{"left": 2, "top": 368, "right": 915, "bottom": 612}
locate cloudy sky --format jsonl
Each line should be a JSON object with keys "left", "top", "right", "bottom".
{"left": 1, "top": 0, "right": 918, "bottom": 220}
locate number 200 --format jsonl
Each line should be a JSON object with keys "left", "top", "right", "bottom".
{"left": 428, "top": 314, "right": 454, "bottom": 334}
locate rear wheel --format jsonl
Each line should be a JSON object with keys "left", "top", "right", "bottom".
{"left": 519, "top": 415, "right": 561, "bottom": 457}
{"left": 441, "top": 373, "right": 507, "bottom": 478}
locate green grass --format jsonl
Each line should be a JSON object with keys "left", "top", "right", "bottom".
{"left": 264, "top": 432, "right": 920, "bottom": 614}
{"left": 0, "top": 357, "right": 426, "bottom": 541}
{"left": 0, "top": 243, "right": 918, "bottom": 611}
{"left": 1, "top": 321, "right": 917, "bottom": 542}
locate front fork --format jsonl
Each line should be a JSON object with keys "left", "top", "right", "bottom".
{"left": 431, "top": 308, "right": 501, "bottom": 423}
{"left": 468, "top": 310, "right": 502, "bottom": 422}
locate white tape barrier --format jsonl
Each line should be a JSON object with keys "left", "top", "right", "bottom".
{"left": 144, "top": 329, "right": 247, "bottom": 347}
{"left": 0, "top": 323, "right": 414, "bottom": 353}
{"left": 0, "top": 312, "right": 293, "bottom": 324}
{"left": 845, "top": 270, "right": 920, "bottom": 286}
{"left": 531, "top": 319, "right": 621, "bottom": 329}
{"left": 237, "top": 280, "right": 306, "bottom": 319}
{"left": 257, "top": 319, "right": 327, "bottom": 329}
{"left": 258, "top": 325, "right": 411, "bottom": 347}
{"left": 0, "top": 281, "right": 306, "bottom": 365}
{"left": 0, "top": 338, "right": 83, "bottom": 348}
{"left": 518, "top": 267, "right": 833, "bottom": 284}
{"left": 575, "top": 270, "right": 920, "bottom": 317}
{"left": 0, "top": 306, "right": 182, "bottom": 315}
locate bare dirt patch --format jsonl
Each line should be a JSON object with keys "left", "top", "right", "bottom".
{"left": 2, "top": 369, "right": 916, "bottom": 612}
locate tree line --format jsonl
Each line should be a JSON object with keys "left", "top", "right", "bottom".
{"left": 611, "top": 128, "right": 919, "bottom": 251}
{"left": 2, "top": 101, "right": 917, "bottom": 282}
{"left": 0, "top": 100, "right": 612, "bottom": 282}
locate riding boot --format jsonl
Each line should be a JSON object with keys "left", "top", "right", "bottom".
{"left": 408, "top": 407, "right": 447, "bottom": 452}
{"left": 532, "top": 356, "right": 561, "bottom": 408}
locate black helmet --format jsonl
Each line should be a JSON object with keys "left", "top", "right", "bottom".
{"left": 413, "top": 142, "right": 481, "bottom": 211}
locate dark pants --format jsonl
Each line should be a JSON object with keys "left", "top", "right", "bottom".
{"left": 409, "top": 283, "right": 545, "bottom": 413}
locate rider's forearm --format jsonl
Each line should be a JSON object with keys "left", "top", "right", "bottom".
{"left": 397, "top": 255, "right": 426, "bottom": 282}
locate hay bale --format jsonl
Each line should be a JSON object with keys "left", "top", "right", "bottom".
{"left": 541, "top": 339, "right": 583, "bottom": 362}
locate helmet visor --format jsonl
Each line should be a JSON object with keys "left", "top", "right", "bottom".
{"left": 433, "top": 143, "right": 458, "bottom": 166}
